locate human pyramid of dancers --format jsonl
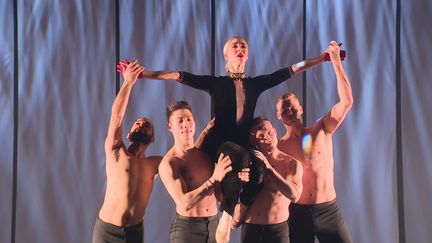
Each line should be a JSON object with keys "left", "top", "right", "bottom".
{"left": 92, "top": 37, "right": 353, "bottom": 243}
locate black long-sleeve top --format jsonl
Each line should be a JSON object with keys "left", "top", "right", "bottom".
{"left": 178, "top": 67, "right": 293, "bottom": 157}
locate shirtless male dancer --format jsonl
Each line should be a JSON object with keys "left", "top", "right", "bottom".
{"left": 276, "top": 41, "right": 353, "bottom": 243}
{"left": 159, "top": 101, "right": 249, "bottom": 243}
{"left": 93, "top": 61, "right": 161, "bottom": 243}
{"left": 240, "top": 116, "right": 303, "bottom": 243}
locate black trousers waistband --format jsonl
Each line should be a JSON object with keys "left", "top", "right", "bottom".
{"left": 291, "top": 198, "right": 337, "bottom": 209}
{"left": 175, "top": 213, "right": 218, "bottom": 222}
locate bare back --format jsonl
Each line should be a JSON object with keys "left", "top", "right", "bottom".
{"left": 245, "top": 152, "right": 298, "bottom": 224}
{"left": 159, "top": 147, "right": 218, "bottom": 217}
{"left": 99, "top": 144, "right": 160, "bottom": 226}
{"left": 278, "top": 120, "right": 336, "bottom": 204}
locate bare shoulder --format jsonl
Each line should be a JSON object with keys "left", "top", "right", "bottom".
{"left": 277, "top": 150, "right": 302, "bottom": 172}
{"left": 280, "top": 149, "right": 296, "bottom": 161}
{"left": 290, "top": 156, "right": 303, "bottom": 170}
{"left": 159, "top": 149, "right": 178, "bottom": 172}
{"left": 159, "top": 149, "right": 185, "bottom": 184}
{"left": 147, "top": 155, "right": 163, "bottom": 165}
{"left": 145, "top": 155, "right": 163, "bottom": 174}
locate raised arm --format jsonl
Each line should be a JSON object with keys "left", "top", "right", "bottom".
{"left": 253, "top": 150, "right": 303, "bottom": 202}
{"left": 159, "top": 153, "right": 232, "bottom": 211}
{"left": 194, "top": 118, "right": 215, "bottom": 149}
{"left": 140, "top": 70, "right": 180, "bottom": 80}
{"left": 105, "top": 61, "right": 144, "bottom": 154}
{"left": 117, "top": 60, "right": 180, "bottom": 80}
{"left": 117, "top": 60, "right": 214, "bottom": 92}
{"left": 254, "top": 49, "right": 328, "bottom": 92}
{"left": 290, "top": 53, "right": 326, "bottom": 75}
{"left": 322, "top": 41, "right": 353, "bottom": 134}
{"left": 290, "top": 43, "right": 347, "bottom": 75}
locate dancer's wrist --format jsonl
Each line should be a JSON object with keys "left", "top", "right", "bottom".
{"left": 204, "top": 178, "right": 215, "bottom": 191}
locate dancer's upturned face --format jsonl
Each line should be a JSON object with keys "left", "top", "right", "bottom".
{"left": 225, "top": 38, "right": 248, "bottom": 66}
{"left": 127, "top": 118, "right": 154, "bottom": 145}
{"left": 277, "top": 97, "right": 303, "bottom": 125}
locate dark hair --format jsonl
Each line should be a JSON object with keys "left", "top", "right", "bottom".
{"left": 276, "top": 92, "right": 298, "bottom": 104}
{"left": 249, "top": 116, "right": 270, "bottom": 131}
{"left": 166, "top": 101, "right": 193, "bottom": 121}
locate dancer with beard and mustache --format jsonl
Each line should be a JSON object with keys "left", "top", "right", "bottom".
{"left": 93, "top": 61, "right": 162, "bottom": 243}
{"left": 117, "top": 36, "right": 332, "bottom": 242}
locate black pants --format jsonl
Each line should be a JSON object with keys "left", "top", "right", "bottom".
{"left": 92, "top": 218, "right": 143, "bottom": 243}
{"left": 289, "top": 199, "right": 353, "bottom": 243}
{"left": 241, "top": 221, "right": 289, "bottom": 243}
{"left": 216, "top": 141, "right": 265, "bottom": 215}
{"left": 170, "top": 214, "right": 218, "bottom": 243}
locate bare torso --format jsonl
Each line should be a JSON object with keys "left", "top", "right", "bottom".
{"left": 245, "top": 152, "right": 295, "bottom": 224}
{"left": 99, "top": 144, "right": 160, "bottom": 226}
{"left": 278, "top": 121, "right": 336, "bottom": 204}
{"left": 162, "top": 147, "right": 218, "bottom": 217}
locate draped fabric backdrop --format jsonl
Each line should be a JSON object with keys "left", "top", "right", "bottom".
{"left": 1, "top": 1, "right": 431, "bottom": 243}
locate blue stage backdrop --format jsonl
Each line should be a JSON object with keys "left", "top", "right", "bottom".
{"left": 1, "top": 1, "right": 14, "bottom": 243}
{"left": 1, "top": 1, "right": 431, "bottom": 243}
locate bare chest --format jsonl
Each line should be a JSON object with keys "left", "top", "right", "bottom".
{"left": 177, "top": 154, "right": 213, "bottom": 189}
{"left": 107, "top": 149, "right": 155, "bottom": 182}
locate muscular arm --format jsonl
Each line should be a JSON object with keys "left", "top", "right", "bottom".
{"left": 322, "top": 42, "right": 353, "bottom": 134}
{"left": 266, "top": 159, "right": 303, "bottom": 203}
{"left": 119, "top": 61, "right": 215, "bottom": 91}
{"left": 104, "top": 61, "right": 143, "bottom": 154}
{"left": 268, "top": 159, "right": 303, "bottom": 202}
{"left": 159, "top": 154, "right": 232, "bottom": 211}
{"left": 117, "top": 60, "right": 180, "bottom": 80}
{"left": 194, "top": 118, "right": 215, "bottom": 149}
{"left": 158, "top": 158, "right": 212, "bottom": 211}
{"left": 254, "top": 151, "right": 303, "bottom": 202}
